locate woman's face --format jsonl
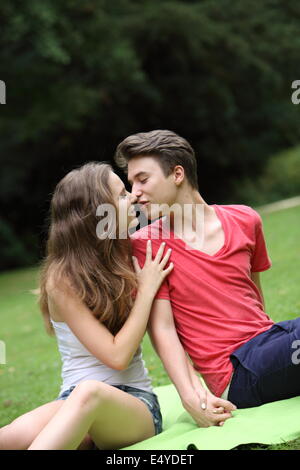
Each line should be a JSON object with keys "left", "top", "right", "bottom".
{"left": 108, "top": 171, "right": 138, "bottom": 235}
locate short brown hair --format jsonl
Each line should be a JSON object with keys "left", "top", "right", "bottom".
{"left": 114, "top": 129, "right": 199, "bottom": 190}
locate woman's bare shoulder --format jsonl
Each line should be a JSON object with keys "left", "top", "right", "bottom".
{"left": 45, "top": 271, "right": 76, "bottom": 322}
{"left": 45, "top": 269, "right": 74, "bottom": 296}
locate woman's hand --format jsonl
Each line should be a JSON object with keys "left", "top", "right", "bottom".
{"left": 185, "top": 360, "right": 237, "bottom": 427}
{"left": 132, "top": 240, "right": 173, "bottom": 297}
{"left": 183, "top": 391, "right": 235, "bottom": 428}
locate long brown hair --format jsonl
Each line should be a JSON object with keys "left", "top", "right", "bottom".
{"left": 39, "top": 162, "right": 137, "bottom": 336}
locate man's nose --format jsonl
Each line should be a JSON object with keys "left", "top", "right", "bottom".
{"left": 131, "top": 186, "right": 143, "bottom": 199}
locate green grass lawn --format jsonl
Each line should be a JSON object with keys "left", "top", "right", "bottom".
{"left": 0, "top": 204, "right": 300, "bottom": 450}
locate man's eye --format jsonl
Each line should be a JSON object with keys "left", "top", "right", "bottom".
{"left": 140, "top": 179, "right": 148, "bottom": 184}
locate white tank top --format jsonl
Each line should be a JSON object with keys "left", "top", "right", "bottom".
{"left": 50, "top": 318, "right": 153, "bottom": 394}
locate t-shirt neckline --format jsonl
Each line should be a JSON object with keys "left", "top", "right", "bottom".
{"left": 161, "top": 204, "right": 227, "bottom": 258}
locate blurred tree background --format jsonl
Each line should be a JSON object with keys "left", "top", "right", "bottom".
{"left": 1, "top": 0, "right": 300, "bottom": 271}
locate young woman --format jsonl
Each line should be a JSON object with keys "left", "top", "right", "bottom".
{"left": 0, "top": 162, "right": 173, "bottom": 450}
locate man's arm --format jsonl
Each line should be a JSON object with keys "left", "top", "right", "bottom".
{"left": 251, "top": 271, "right": 266, "bottom": 311}
{"left": 147, "top": 299, "right": 236, "bottom": 427}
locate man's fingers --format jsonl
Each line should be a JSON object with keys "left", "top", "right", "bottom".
{"left": 212, "top": 407, "right": 225, "bottom": 414}
{"left": 223, "top": 399, "right": 237, "bottom": 411}
{"left": 215, "top": 399, "right": 237, "bottom": 411}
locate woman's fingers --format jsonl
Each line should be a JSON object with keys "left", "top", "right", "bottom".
{"left": 212, "top": 407, "right": 232, "bottom": 426}
{"left": 143, "top": 240, "right": 174, "bottom": 274}
{"left": 213, "top": 411, "right": 232, "bottom": 425}
{"left": 153, "top": 241, "right": 166, "bottom": 263}
{"left": 145, "top": 239, "right": 153, "bottom": 263}
{"left": 159, "top": 248, "right": 172, "bottom": 269}
{"left": 162, "top": 262, "right": 174, "bottom": 277}
{"left": 133, "top": 241, "right": 170, "bottom": 270}
{"left": 131, "top": 256, "right": 141, "bottom": 274}
{"left": 153, "top": 241, "right": 173, "bottom": 268}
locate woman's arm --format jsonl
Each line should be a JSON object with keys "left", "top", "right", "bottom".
{"left": 47, "top": 241, "right": 173, "bottom": 371}
{"left": 47, "top": 286, "right": 154, "bottom": 371}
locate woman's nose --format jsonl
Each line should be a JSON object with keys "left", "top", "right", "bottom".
{"left": 129, "top": 193, "right": 138, "bottom": 204}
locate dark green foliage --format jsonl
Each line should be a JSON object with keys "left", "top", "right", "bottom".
{"left": 1, "top": 0, "right": 300, "bottom": 269}
{"left": 233, "top": 145, "right": 300, "bottom": 206}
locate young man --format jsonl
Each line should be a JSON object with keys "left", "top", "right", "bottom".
{"left": 114, "top": 129, "right": 300, "bottom": 428}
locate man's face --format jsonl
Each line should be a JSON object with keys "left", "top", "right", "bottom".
{"left": 127, "top": 156, "right": 177, "bottom": 221}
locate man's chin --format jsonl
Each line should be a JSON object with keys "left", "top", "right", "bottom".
{"left": 140, "top": 206, "right": 154, "bottom": 220}
{"left": 145, "top": 210, "right": 160, "bottom": 222}
{"left": 136, "top": 203, "right": 168, "bottom": 223}
{"left": 128, "top": 216, "right": 140, "bottom": 230}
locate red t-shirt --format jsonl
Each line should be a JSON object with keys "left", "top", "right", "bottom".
{"left": 130, "top": 204, "right": 274, "bottom": 397}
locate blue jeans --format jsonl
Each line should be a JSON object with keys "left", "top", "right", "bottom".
{"left": 56, "top": 383, "right": 163, "bottom": 436}
{"left": 228, "top": 319, "right": 300, "bottom": 408}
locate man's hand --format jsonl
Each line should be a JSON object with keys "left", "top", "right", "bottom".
{"left": 147, "top": 299, "right": 237, "bottom": 428}
{"left": 205, "top": 391, "right": 237, "bottom": 426}
{"left": 184, "top": 358, "right": 237, "bottom": 426}
{"left": 182, "top": 389, "right": 237, "bottom": 428}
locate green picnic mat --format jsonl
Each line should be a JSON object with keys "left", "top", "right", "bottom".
{"left": 123, "top": 383, "right": 300, "bottom": 450}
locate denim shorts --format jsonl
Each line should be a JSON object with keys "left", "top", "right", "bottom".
{"left": 228, "top": 319, "right": 300, "bottom": 408}
{"left": 55, "top": 383, "right": 162, "bottom": 436}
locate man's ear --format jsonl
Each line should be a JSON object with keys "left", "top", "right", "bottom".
{"left": 173, "top": 165, "right": 185, "bottom": 185}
